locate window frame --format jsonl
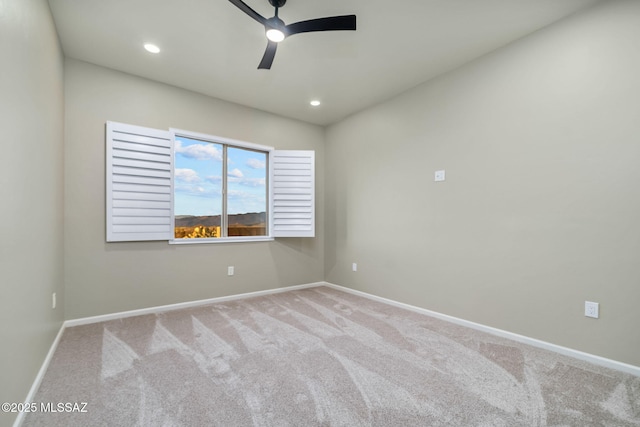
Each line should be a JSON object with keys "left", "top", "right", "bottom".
{"left": 169, "top": 128, "right": 274, "bottom": 245}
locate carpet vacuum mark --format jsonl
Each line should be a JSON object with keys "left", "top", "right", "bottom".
{"left": 23, "top": 287, "right": 640, "bottom": 426}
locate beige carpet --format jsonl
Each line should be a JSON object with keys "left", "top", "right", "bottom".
{"left": 23, "top": 286, "right": 640, "bottom": 426}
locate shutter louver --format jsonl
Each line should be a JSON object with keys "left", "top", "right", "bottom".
{"left": 271, "top": 150, "right": 315, "bottom": 237}
{"left": 106, "top": 122, "right": 173, "bottom": 242}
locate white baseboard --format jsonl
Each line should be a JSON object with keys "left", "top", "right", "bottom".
{"left": 322, "top": 282, "right": 640, "bottom": 378}
{"left": 64, "top": 282, "right": 323, "bottom": 327}
{"left": 13, "top": 324, "right": 66, "bottom": 427}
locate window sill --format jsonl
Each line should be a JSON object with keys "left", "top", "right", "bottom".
{"left": 169, "top": 236, "right": 274, "bottom": 245}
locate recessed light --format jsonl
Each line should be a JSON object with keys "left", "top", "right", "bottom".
{"left": 144, "top": 43, "right": 160, "bottom": 54}
{"left": 310, "top": 100, "right": 321, "bottom": 107}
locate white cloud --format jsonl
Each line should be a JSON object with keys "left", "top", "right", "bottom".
{"left": 227, "top": 189, "right": 262, "bottom": 200}
{"left": 247, "top": 158, "right": 266, "bottom": 169}
{"left": 226, "top": 189, "right": 267, "bottom": 212}
{"left": 175, "top": 168, "right": 201, "bottom": 183}
{"left": 227, "top": 189, "right": 244, "bottom": 197}
{"left": 174, "top": 183, "right": 221, "bottom": 197}
{"left": 175, "top": 140, "right": 222, "bottom": 161}
{"left": 207, "top": 174, "right": 263, "bottom": 187}
{"left": 228, "top": 168, "right": 244, "bottom": 178}
{"left": 239, "top": 177, "right": 266, "bottom": 187}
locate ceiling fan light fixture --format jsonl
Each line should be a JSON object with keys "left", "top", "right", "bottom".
{"left": 266, "top": 28, "right": 285, "bottom": 42}
{"left": 143, "top": 43, "right": 160, "bottom": 53}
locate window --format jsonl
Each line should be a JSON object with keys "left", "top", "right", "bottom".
{"left": 106, "top": 121, "right": 314, "bottom": 243}
{"left": 172, "top": 131, "right": 269, "bottom": 241}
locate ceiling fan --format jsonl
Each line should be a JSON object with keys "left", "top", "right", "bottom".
{"left": 228, "top": 0, "right": 356, "bottom": 70}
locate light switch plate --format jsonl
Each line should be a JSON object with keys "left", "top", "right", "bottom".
{"left": 435, "top": 170, "right": 445, "bottom": 182}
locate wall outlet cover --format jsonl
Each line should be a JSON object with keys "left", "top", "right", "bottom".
{"left": 585, "top": 301, "right": 599, "bottom": 318}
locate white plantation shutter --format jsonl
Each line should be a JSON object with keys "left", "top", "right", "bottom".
{"left": 271, "top": 150, "right": 315, "bottom": 237}
{"left": 106, "top": 122, "right": 173, "bottom": 242}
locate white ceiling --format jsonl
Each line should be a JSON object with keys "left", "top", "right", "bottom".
{"left": 48, "top": 0, "right": 601, "bottom": 126}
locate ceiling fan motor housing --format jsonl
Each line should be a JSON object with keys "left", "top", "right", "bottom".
{"left": 268, "top": 0, "right": 286, "bottom": 8}
{"left": 266, "top": 16, "right": 286, "bottom": 30}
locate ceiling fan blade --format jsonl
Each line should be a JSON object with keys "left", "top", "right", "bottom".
{"left": 285, "top": 15, "right": 356, "bottom": 36}
{"left": 258, "top": 41, "right": 278, "bottom": 69}
{"left": 228, "top": 0, "right": 266, "bottom": 25}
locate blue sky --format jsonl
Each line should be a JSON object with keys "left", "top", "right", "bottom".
{"left": 174, "top": 136, "right": 267, "bottom": 216}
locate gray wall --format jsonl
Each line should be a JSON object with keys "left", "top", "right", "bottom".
{"left": 325, "top": 0, "right": 640, "bottom": 367}
{"left": 0, "top": 0, "right": 65, "bottom": 425}
{"left": 4, "top": 2, "right": 639, "bottom": 418}
{"left": 64, "top": 60, "right": 325, "bottom": 319}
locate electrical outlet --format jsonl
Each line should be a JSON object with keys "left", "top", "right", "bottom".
{"left": 585, "top": 301, "right": 599, "bottom": 318}
{"left": 228, "top": 266, "right": 234, "bottom": 276}
{"left": 52, "top": 293, "right": 56, "bottom": 309}
{"left": 352, "top": 263, "right": 357, "bottom": 272}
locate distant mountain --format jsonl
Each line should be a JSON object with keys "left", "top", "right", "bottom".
{"left": 175, "top": 215, "right": 221, "bottom": 227}
{"left": 175, "top": 212, "right": 266, "bottom": 227}
{"left": 228, "top": 212, "right": 266, "bottom": 226}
